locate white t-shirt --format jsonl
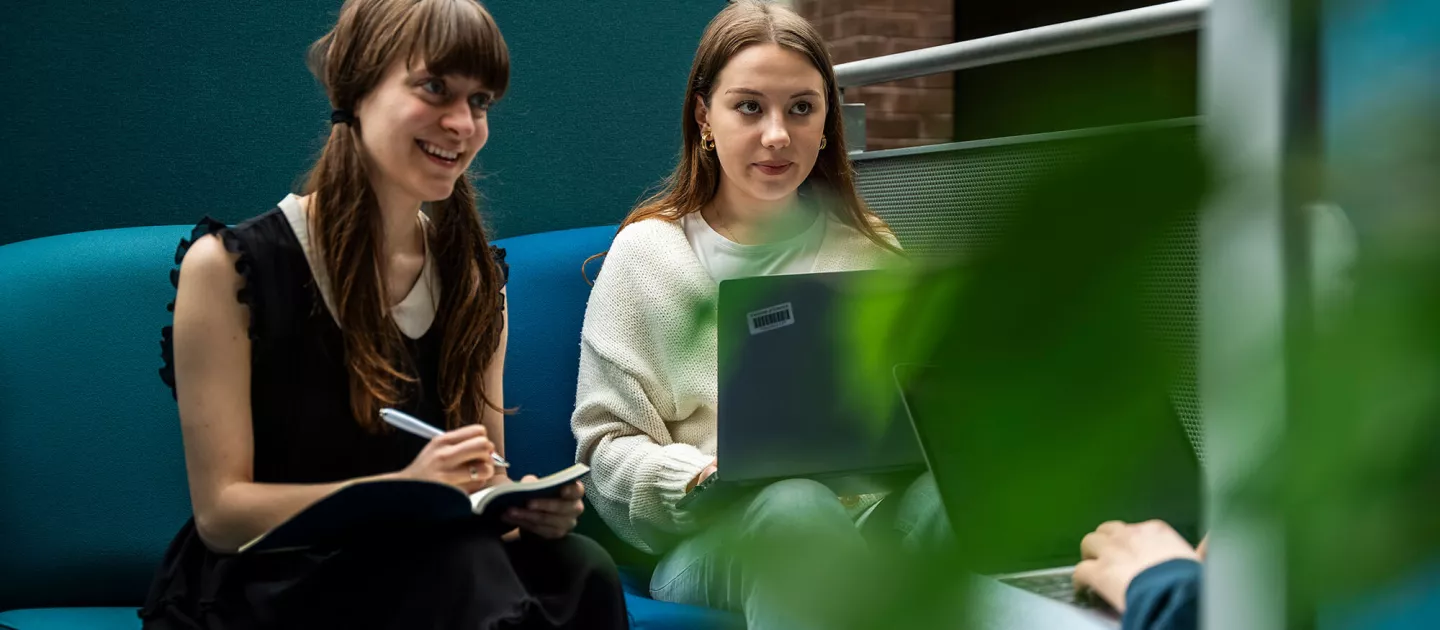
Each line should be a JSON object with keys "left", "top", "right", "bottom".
{"left": 680, "top": 209, "right": 828, "bottom": 283}
{"left": 278, "top": 193, "right": 438, "bottom": 339}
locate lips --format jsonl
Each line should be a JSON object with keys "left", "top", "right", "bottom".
{"left": 417, "top": 140, "right": 461, "bottom": 165}
{"left": 754, "top": 161, "right": 793, "bottom": 176}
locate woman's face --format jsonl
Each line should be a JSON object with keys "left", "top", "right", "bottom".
{"left": 697, "top": 43, "right": 827, "bottom": 212}
{"left": 354, "top": 59, "right": 494, "bottom": 207}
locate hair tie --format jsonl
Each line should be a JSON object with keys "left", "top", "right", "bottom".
{"left": 330, "top": 109, "right": 356, "bottom": 126}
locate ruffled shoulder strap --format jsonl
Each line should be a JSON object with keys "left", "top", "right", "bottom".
{"left": 158, "top": 217, "right": 258, "bottom": 399}
{"left": 488, "top": 245, "right": 508, "bottom": 314}
{"left": 489, "top": 245, "right": 509, "bottom": 286}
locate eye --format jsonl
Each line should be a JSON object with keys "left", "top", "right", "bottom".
{"left": 735, "top": 100, "right": 761, "bottom": 115}
{"left": 468, "top": 93, "right": 494, "bottom": 112}
{"left": 790, "top": 101, "right": 814, "bottom": 115}
{"left": 421, "top": 78, "right": 446, "bottom": 96}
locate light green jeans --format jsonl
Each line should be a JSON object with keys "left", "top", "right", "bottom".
{"left": 648, "top": 473, "right": 951, "bottom": 630}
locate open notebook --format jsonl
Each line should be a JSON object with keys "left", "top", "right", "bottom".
{"left": 239, "top": 463, "right": 589, "bottom": 553}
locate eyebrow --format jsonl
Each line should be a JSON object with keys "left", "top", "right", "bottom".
{"left": 407, "top": 71, "right": 493, "bottom": 94}
{"left": 725, "top": 88, "right": 821, "bottom": 99}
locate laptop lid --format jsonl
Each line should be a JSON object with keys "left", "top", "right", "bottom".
{"left": 716, "top": 270, "right": 925, "bottom": 484}
{"left": 895, "top": 362, "right": 1202, "bottom": 575}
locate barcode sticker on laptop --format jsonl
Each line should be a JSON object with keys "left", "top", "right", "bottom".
{"left": 747, "top": 303, "right": 794, "bottom": 335}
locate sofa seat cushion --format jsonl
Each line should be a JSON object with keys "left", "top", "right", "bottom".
{"left": 0, "top": 608, "right": 141, "bottom": 630}
{"left": 0, "top": 593, "right": 744, "bottom": 630}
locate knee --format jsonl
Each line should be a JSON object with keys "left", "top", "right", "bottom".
{"left": 898, "top": 473, "right": 944, "bottom": 520}
{"left": 558, "top": 534, "right": 622, "bottom": 577}
{"left": 548, "top": 535, "right": 627, "bottom": 624}
{"left": 742, "top": 479, "right": 849, "bottom": 534}
{"left": 896, "top": 472, "right": 953, "bottom": 550}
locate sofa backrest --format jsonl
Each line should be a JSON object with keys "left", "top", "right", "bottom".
{"left": 489, "top": 227, "right": 615, "bottom": 481}
{"left": 0, "top": 223, "right": 620, "bottom": 611}
{"left": 0, "top": 226, "right": 196, "bottom": 610}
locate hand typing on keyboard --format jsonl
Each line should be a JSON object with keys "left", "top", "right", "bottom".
{"left": 1072, "top": 520, "right": 1202, "bottom": 613}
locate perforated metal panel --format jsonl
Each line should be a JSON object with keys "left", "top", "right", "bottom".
{"left": 853, "top": 119, "right": 1205, "bottom": 464}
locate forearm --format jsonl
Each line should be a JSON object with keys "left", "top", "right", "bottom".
{"left": 195, "top": 472, "right": 397, "bottom": 553}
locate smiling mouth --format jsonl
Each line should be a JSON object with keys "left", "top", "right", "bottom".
{"left": 417, "top": 140, "right": 461, "bottom": 163}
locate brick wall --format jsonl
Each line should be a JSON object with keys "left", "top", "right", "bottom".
{"left": 795, "top": 0, "right": 955, "bottom": 150}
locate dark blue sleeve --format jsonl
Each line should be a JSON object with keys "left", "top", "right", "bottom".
{"left": 1123, "top": 559, "right": 1202, "bottom": 630}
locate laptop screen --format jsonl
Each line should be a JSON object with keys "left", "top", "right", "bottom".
{"left": 895, "top": 363, "right": 1203, "bottom": 575}
{"left": 716, "top": 270, "right": 926, "bottom": 484}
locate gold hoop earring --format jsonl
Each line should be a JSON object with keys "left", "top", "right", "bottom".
{"left": 819, "top": 135, "right": 827, "bottom": 150}
{"left": 701, "top": 128, "right": 716, "bottom": 152}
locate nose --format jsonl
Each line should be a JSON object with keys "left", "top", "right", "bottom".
{"left": 440, "top": 101, "right": 476, "bottom": 139}
{"left": 760, "top": 111, "right": 790, "bottom": 150}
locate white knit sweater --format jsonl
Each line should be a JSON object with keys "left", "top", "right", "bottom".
{"left": 571, "top": 216, "right": 903, "bottom": 554}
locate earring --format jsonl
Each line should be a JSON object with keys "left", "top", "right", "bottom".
{"left": 701, "top": 127, "right": 716, "bottom": 152}
{"left": 820, "top": 134, "right": 827, "bottom": 150}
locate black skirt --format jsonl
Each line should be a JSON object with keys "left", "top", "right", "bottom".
{"left": 139, "top": 519, "right": 627, "bottom": 630}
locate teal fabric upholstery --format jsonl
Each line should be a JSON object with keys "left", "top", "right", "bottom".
{"left": 0, "top": 598, "right": 742, "bottom": 630}
{"left": 0, "top": 224, "right": 742, "bottom": 629}
{"left": 0, "top": 226, "right": 196, "bottom": 610}
{"left": 0, "top": 608, "right": 143, "bottom": 630}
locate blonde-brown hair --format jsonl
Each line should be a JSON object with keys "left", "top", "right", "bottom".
{"left": 585, "top": 0, "right": 897, "bottom": 281}
{"left": 305, "top": 0, "right": 510, "bottom": 431}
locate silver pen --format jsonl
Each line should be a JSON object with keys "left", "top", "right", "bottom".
{"left": 379, "top": 408, "right": 510, "bottom": 468}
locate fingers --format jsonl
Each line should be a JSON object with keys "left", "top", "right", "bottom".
{"left": 518, "top": 480, "right": 585, "bottom": 515}
{"left": 504, "top": 508, "right": 576, "bottom": 539}
{"left": 521, "top": 474, "right": 539, "bottom": 483}
{"left": 1080, "top": 530, "right": 1109, "bottom": 560}
{"left": 438, "top": 434, "right": 495, "bottom": 466}
{"left": 449, "top": 460, "right": 493, "bottom": 490}
{"left": 1073, "top": 559, "right": 1098, "bottom": 592}
{"left": 1073, "top": 559, "right": 1126, "bottom": 613}
{"left": 431, "top": 423, "right": 487, "bottom": 445}
{"left": 1082, "top": 520, "right": 1128, "bottom": 559}
{"left": 1137, "top": 519, "right": 1173, "bottom": 534}
{"left": 525, "top": 498, "right": 585, "bottom": 517}
{"left": 560, "top": 481, "right": 585, "bottom": 500}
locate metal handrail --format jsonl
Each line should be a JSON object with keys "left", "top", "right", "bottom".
{"left": 834, "top": 0, "right": 1208, "bottom": 88}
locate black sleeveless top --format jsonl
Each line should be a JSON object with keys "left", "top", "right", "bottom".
{"left": 138, "top": 209, "right": 626, "bottom": 629}
{"left": 157, "top": 208, "right": 502, "bottom": 482}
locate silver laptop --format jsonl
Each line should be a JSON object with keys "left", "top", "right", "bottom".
{"left": 894, "top": 362, "right": 1203, "bottom": 627}
{"left": 677, "top": 270, "right": 926, "bottom": 511}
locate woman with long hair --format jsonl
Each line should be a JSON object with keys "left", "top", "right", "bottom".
{"left": 572, "top": 2, "right": 948, "bottom": 627}
{"left": 141, "top": 1, "right": 626, "bottom": 627}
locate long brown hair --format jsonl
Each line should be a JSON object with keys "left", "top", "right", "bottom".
{"left": 600, "top": 0, "right": 896, "bottom": 269}
{"left": 304, "top": 0, "right": 510, "bottom": 431}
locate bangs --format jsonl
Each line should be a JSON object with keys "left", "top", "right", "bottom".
{"left": 397, "top": 0, "right": 509, "bottom": 98}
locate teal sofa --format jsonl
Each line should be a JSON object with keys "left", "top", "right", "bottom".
{"left": 0, "top": 224, "right": 743, "bottom": 630}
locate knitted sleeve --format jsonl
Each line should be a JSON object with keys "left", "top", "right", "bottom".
{"left": 573, "top": 339, "right": 714, "bottom": 554}
{"left": 570, "top": 221, "right": 716, "bottom": 554}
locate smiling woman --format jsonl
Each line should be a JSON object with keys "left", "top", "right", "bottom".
{"left": 351, "top": 62, "right": 496, "bottom": 204}
{"left": 138, "top": 1, "right": 627, "bottom": 628}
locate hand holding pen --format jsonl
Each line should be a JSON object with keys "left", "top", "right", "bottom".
{"left": 382, "top": 408, "right": 511, "bottom": 492}
{"left": 381, "top": 408, "right": 510, "bottom": 469}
